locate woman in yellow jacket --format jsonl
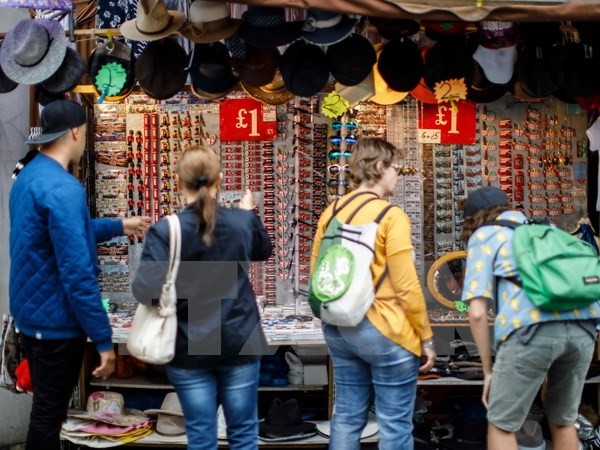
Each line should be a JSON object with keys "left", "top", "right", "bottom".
{"left": 311, "top": 138, "right": 435, "bottom": 450}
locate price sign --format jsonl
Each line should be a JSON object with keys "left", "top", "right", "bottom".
{"left": 417, "top": 129, "right": 441, "bottom": 144}
{"left": 220, "top": 98, "right": 277, "bottom": 141}
{"left": 434, "top": 78, "right": 468, "bottom": 104}
{"left": 321, "top": 91, "right": 350, "bottom": 119}
{"left": 419, "top": 100, "right": 476, "bottom": 144}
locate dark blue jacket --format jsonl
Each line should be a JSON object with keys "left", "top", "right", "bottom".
{"left": 132, "top": 205, "right": 273, "bottom": 368}
{"left": 9, "top": 153, "right": 122, "bottom": 352}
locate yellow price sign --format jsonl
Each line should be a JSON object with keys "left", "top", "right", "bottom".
{"left": 434, "top": 78, "right": 468, "bottom": 104}
{"left": 321, "top": 91, "right": 350, "bottom": 119}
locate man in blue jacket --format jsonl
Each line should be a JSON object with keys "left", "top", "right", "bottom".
{"left": 9, "top": 100, "right": 150, "bottom": 450}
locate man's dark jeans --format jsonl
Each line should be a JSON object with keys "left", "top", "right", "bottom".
{"left": 21, "top": 334, "right": 86, "bottom": 450}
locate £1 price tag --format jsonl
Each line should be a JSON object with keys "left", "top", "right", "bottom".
{"left": 321, "top": 91, "right": 350, "bottom": 119}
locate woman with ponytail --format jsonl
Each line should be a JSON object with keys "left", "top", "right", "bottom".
{"left": 133, "top": 146, "right": 273, "bottom": 449}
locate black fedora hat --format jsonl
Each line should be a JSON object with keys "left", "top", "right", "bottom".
{"left": 135, "top": 38, "right": 187, "bottom": 100}
{"left": 326, "top": 34, "right": 376, "bottom": 87}
{"left": 189, "top": 42, "right": 240, "bottom": 100}
{"left": 516, "top": 43, "right": 563, "bottom": 98}
{"left": 239, "top": 45, "right": 279, "bottom": 88}
{"left": 38, "top": 47, "right": 86, "bottom": 95}
{"left": 378, "top": 38, "right": 423, "bottom": 93}
{"left": 424, "top": 36, "right": 472, "bottom": 91}
{"left": 259, "top": 398, "right": 317, "bottom": 441}
{"left": 560, "top": 40, "right": 600, "bottom": 98}
{"left": 280, "top": 40, "right": 329, "bottom": 98}
{"left": 301, "top": 9, "right": 357, "bottom": 45}
{"left": 88, "top": 39, "right": 135, "bottom": 102}
{"left": 369, "top": 17, "right": 420, "bottom": 40}
{"left": 238, "top": 7, "right": 303, "bottom": 49}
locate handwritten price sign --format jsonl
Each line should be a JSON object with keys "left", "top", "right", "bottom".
{"left": 220, "top": 98, "right": 276, "bottom": 141}
{"left": 321, "top": 91, "right": 350, "bottom": 119}
{"left": 418, "top": 129, "right": 441, "bottom": 144}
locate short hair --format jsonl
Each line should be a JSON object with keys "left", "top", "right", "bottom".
{"left": 346, "top": 138, "right": 403, "bottom": 187}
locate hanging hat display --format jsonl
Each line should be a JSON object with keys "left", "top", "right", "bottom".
{"left": 410, "top": 45, "right": 437, "bottom": 104}
{"left": 88, "top": 39, "right": 135, "bottom": 102}
{"left": 242, "top": 69, "right": 294, "bottom": 106}
{"left": 368, "top": 17, "right": 420, "bottom": 41}
{"left": 467, "top": 59, "right": 509, "bottom": 104}
{"left": 516, "top": 43, "right": 563, "bottom": 98}
{"left": 326, "top": 34, "right": 376, "bottom": 87}
{"left": 371, "top": 44, "right": 408, "bottom": 105}
{"left": 301, "top": 9, "right": 357, "bottom": 45}
{"left": 377, "top": 38, "right": 423, "bottom": 93}
{"left": 0, "top": 18, "right": 68, "bottom": 85}
{"left": 180, "top": 0, "right": 241, "bottom": 44}
{"left": 423, "top": 36, "right": 472, "bottom": 91}
{"left": 37, "top": 47, "right": 86, "bottom": 95}
{"left": 280, "top": 40, "right": 329, "bottom": 98}
{"left": 335, "top": 72, "right": 375, "bottom": 107}
{"left": 473, "top": 21, "right": 518, "bottom": 85}
{"left": 0, "top": 41, "right": 18, "bottom": 94}
{"left": 120, "top": 0, "right": 185, "bottom": 42}
{"left": 135, "top": 38, "right": 187, "bottom": 100}
{"left": 189, "top": 42, "right": 240, "bottom": 100}
{"left": 238, "top": 6, "right": 303, "bottom": 49}
{"left": 239, "top": 45, "right": 280, "bottom": 88}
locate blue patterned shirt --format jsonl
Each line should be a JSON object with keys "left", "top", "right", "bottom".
{"left": 461, "top": 210, "right": 600, "bottom": 347}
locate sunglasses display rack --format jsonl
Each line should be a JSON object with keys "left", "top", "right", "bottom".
{"left": 326, "top": 113, "right": 356, "bottom": 201}
{"left": 271, "top": 98, "right": 328, "bottom": 311}
{"left": 386, "top": 100, "right": 426, "bottom": 277}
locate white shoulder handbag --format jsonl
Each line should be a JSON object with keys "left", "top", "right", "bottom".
{"left": 127, "top": 215, "right": 181, "bottom": 364}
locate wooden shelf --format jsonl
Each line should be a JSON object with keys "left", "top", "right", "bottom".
{"left": 90, "top": 376, "right": 326, "bottom": 391}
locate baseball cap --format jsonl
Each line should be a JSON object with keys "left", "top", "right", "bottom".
{"left": 463, "top": 186, "right": 509, "bottom": 218}
{"left": 25, "top": 100, "right": 87, "bottom": 145}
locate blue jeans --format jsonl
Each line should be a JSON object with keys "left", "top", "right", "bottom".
{"left": 324, "top": 318, "right": 420, "bottom": 450}
{"left": 166, "top": 361, "right": 260, "bottom": 450}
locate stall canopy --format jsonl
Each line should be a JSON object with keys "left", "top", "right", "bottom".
{"left": 0, "top": 0, "right": 72, "bottom": 11}
{"left": 223, "top": 0, "right": 600, "bottom": 22}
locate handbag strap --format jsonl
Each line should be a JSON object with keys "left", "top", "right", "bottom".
{"left": 164, "top": 214, "right": 182, "bottom": 287}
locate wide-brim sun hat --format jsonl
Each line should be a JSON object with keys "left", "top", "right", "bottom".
{"left": 0, "top": 18, "right": 68, "bottom": 85}
{"left": 301, "top": 9, "right": 357, "bottom": 46}
{"left": 179, "top": 0, "right": 240, "bottom": 44}
{"left": 134, "top": 38, "right": 188, "bottom": 100}
{"left": 69, "top": 391, "right": 149, "bottom": 427}
{"left": 120, "top": 0, "right": 185, "bottom": 42}
{"left": 242, "top": 69, "right": 295, "bottom": 106}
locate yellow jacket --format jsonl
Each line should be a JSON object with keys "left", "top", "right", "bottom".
{"left": 311, "top": 192, "right": 433, "bottom": 356}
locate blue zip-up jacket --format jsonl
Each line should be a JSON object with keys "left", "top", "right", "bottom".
{"left": 9, "top": 153, "right": 122, "bottom": 352}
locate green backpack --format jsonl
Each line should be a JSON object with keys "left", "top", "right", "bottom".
{"left": 483, "top": 220, "right": 600, "bottom": 311}
{"left": 309, "top": 193, "right": 394, "bottom": 326}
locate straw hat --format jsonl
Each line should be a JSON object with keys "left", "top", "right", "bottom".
{"left": 180, "top": 0, "right": 240, "bottom": 44}
{"left": 242, "top": 69, "right": 295, "bottom": 106}
{"left": 120, "top": 0, "right": 185, "bottom": 42}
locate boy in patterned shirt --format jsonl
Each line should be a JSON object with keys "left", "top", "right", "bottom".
{"left": 461, "top": 186, "right": 600, "bottom": 450}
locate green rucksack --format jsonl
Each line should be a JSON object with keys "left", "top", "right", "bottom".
{"left": 483, "top": 220, "right": 600, "bottom": 311}
{"left": 309, "top": 193, "right": 394, "bottom": 326}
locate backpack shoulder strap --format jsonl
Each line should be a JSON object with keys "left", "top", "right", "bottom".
{"left": 325, "top": 191, "right": 379, "bottom": 229}
{"left": 346, "top": 197, "right": 380, "bottom": 224}
{"left": 481, "top": 219, "right": 523, "bottom": 230}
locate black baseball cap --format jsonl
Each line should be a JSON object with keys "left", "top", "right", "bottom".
{"left": 25, "top": 100, "right": 86, "bottom": 145}
{"left": 464, "top": 187, "right": 509, "bottom": 218}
